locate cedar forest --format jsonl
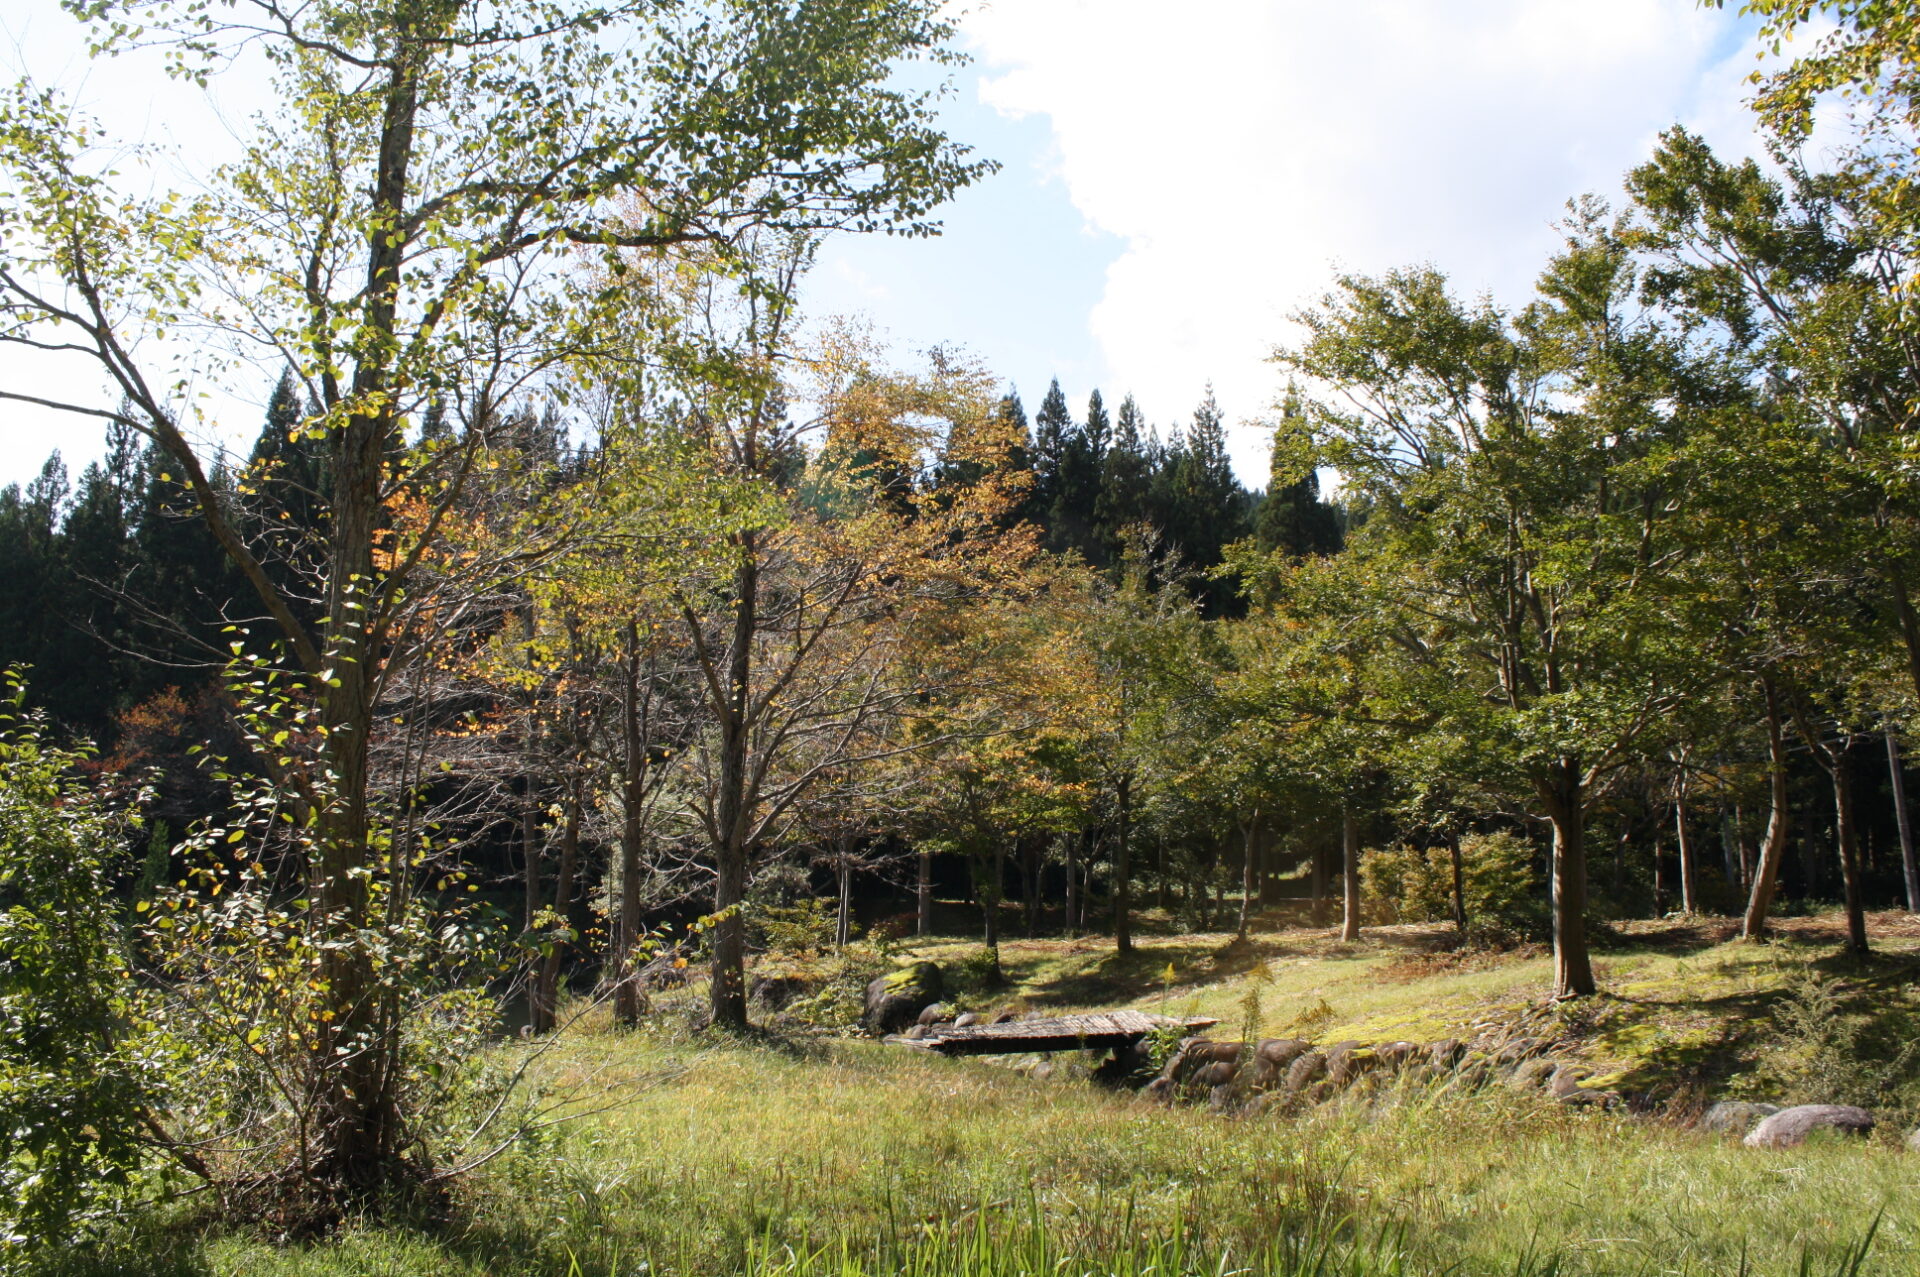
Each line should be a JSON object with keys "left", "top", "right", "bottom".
{"left": 5, "top": 0, "right": 1920, "bottom": 1273}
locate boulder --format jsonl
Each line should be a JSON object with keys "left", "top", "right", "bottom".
{"left": 1255, "top": 1038, "right": 1315, "bottom": 1068}
{"left": 916, "top": 1002, "right": 953, "bottom": 1027}
{"left": 903, "top": 1024, "right": 927, "bottom": 1040}
{"left": 864, "top": 961, "right": 945, "bottom": 1035}
{"left": 1154, "top": 1039, "right": 1242, "bottom": 1095}
{"left": 1509, "top": 1058, "right": 1557, "bottom": 1091}
{"left": 1173, "top": 1040, "right": 1242, "bottom": 1070}
{"left": 1426, "top": 1039, "right": 1465, "bottom": 1070}
{"left": 1744, "top": 1105, "right": 1875, "bottom": 1149}
{"left": 952, "top": 1011, "right": 980, "bottom": 1029}
{"left": 1326, "top": 1044, "right": 1378, "bottom": 1087}
{"left": 867, "top": 994, "right": 920, "bottom": 1035}
{"left": 1495, "top": 1037, "right": 1544, "bottom": 1066}
{"left": 1284, "top": 1050, "right": 1328, "bottom": 1093}
{"left": 1547, "top": 1065, "right": 1590, "bottom": 1098}
{"left": 1190, "top": 1059, "right": 1240, "bottom": 1090}
{"left": 1375, "top": 1041, "right": 1419, "bottom": 1070}
{"left": 1905, "top": 1127, "right": 1920, "bottom": 1153}
{"left": 1700, "top": 1102, "right": 1781, "bottom": 1136}
{"left": 991, "top": 1007, "right": 1021, "bottom": 1025}
{"left": 1249, "top": 1039, "right": 1313, "bottom": 1090}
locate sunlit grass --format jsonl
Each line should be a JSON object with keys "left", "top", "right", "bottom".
{"left": 59, "top": 910, "right": 1920, "bottom": 1276}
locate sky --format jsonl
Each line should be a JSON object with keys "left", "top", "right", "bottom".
{"left": 0, "top": 0, "right": 1777, "bottom": 489}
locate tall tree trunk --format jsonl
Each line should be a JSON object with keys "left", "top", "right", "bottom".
{"left": 1339, "top": 804, "right": 1361, "bottom": 942}
{"left": 1538, "top": 757, "right": 1595, "bottom": 999}
{"left": 1237, "top": 812, "right": 1258, "bottom": 939}
{"left": 532, "top": 779, "right": 581, "bottom": 1035}
{"left": 1065, "top": 831, "right": 1080, "bottom": 937}
{"left": 917, "top": 845, "right": 932, "bottom": 936}
{"left": 1743, "top": 687, "right": 1797, "bottom": 944}
{"left": 836, "top": 842, "right": 853, "bottom": 951}
{"left": 1674, "top": 792, "right": 1698, "bottom": 915}
{"left": 981, "top": 846, "right": 1004, "bottom": 981}
{"left": 1448, "top": 831, "right": 1467, "bottom": 935}
{"left": 1114, "top": 773, "right": 1133, "bottom": 954}
{"left": 1887, "top": 724, "right": 1920, "bottom": 913}
{"left": 709, "top": 541, "right": 758, "bottom": 1031}
{"left": 1744, "top": 679, "right": 1792, "bottom": 940}
{"left": 615, "top": 624, "right": 647, "bottom": 1026}
{"left": 1832, "top": 740, "right": 1870, "bottom": 955}
{"left": 1652, "top": 836, "right": 1665, "bottom": 917}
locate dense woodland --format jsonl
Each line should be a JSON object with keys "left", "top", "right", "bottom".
{"left": 3, "top": 0, "right": 1920, "bottom": 1262}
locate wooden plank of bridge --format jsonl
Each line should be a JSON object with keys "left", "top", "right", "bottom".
{"left": 893, "top": 1011, "right": 1218, "bottom": 1057}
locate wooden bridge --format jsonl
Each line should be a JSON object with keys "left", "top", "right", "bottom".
{"left": 889, "top": 1010, "right": 1218, "bottom": 1057}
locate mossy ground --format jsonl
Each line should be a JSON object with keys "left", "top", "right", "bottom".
{"left": 59, "top": 908, "right": 1920, "bottom": 1276}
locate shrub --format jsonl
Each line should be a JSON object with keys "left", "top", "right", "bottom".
{"left": 1759, "top": 973, "right": 1920, "bottom": 1112}
{"left": 1358, "top": 831, "right": 1546, "bottom": 942}
{"left": 1359, "top": 843, "right": 1453, "bottom": 925}
{"left": 0, "top": 688, "right": 158, "bottom": 1262}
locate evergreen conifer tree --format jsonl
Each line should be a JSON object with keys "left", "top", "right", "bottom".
{"left": 1095, "top": 393, "right": 1154, "bottom": 559}
{"left": 1028, "top": 379, "right": 1073, "bottom": 528}
{"left": 1163, "top": 387, "right": 1249, "bottom": 614}
{"left": 1255, "top": 389, "right": 1343, "bottom": 557}
{"left": 1084, "top": 390, "right": 1110, "bottom": 463}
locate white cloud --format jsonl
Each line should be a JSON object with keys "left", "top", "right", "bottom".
{"left": 959, "top": 0, "right": 1763, "bottom": 479}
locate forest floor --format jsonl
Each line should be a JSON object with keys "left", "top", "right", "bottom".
{"left": 71, "top": 908, "right": 1920, "bottom": 1277}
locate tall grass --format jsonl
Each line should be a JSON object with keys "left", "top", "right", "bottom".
{"left": 51, "top": 917, "right": 1920, "bottom": 1277}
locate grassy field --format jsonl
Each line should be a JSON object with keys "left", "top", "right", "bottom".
{"left": 65, "top": 909, "right": 1920, "bottom": 1277}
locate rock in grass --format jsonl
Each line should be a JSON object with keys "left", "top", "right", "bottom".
{"left": 1548, "top": 1065, "right": 1590, "bottom": 1098}
{"left": 1744, "top": 1105, "right": 1875, "bottom": 1149}
{"left": 1700, "top": 1102, "right": 1781, "bottom": 1136}
{"left": 864, "top": 961, "right": 944, "bottom": 1035}
{"left": 1426, "top": 1039, "right": 1465, "bottom": 1069}
{"left": 1257, "top": 1038, "right": 1314, "bottom": 1067}
{"left": 1285, "top": 1050, "right": 1328, "bottom": 1093}
{"left": 916, "top": 1002, "right": 952, "bottom": 1027}
{"left": 1326, "top": 1045, "right": 1378, "bottom": 1087}
{"left": 1509, "top": 1058, "right": 1557, "bottom": 1091}
{"left": 1495, "top": 1037, "right": 1543, "bottom": 1065}
{"left": 1249, "top": 1039, "right": 1313, "bottom": 1090}
{"left": 951, "top": 1011, "right": 980, "bottom": 1028}
{"left": 1190, "top": 1059, "right": 1239, "bottom": 1090}
{"left": 1905, "top": 1128, "right": 1920, "bottom": 1153}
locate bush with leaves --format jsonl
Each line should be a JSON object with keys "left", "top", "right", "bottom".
{"left": 0, "top": 684, "right": 159, "bottom": 1262}
{"left": 1359, "top": 831, "right": 1546, "bottom": 943}
{"left": 132, "top": 662, "right": 534, "bottom": 1222}
{"left": 1759, "top": 974, "right": 1920, "bottom": 1114}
